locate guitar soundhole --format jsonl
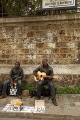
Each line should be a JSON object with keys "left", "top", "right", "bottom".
{"left": 40, "top": 75, "right": 42, "bottom": 77}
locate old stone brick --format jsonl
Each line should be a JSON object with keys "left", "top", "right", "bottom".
{"left": 0, "top": 74, "right": 9, "bottom": 82}
{"left": 28, "top": 38, "right": 36, "bottom": 43}
{"left": 29, "top": 49, "right": 37, "bottom": 54}
{"left": 74, "top": 23, "right": 80, "bottom": 28}
{"left": 52, "top": 48, "right": 60, "bottom": 54}
{"left": 48, "top": 43, "right": 56, "bottom": 48}
{"left": 68, "top": 59, "right": 74, "bottom": 64}
{"left": 64, "top": 75, "right": 72, "bottom": 81}
{"left": 31, "top": 25, "right": 39, "bottom": 30}
{"left": 24, "top": 74, "right": 35, "bottom": 84}
{"left": 39, "top": 25, "right": 46, "bottom": 30}
{"left": 23, "top": 49, "right": 30, "bottom": 54}
{"left": 7, "top": 60, "right": 13, "bottom": 64}
{"left": 38, "top": 49, "right": 52, "bottom": 54}
{"left": 36, "top": 43, "right": 46, "bottom": 48}
{"left": 0, "top": 60, "right": 6, "bottom": 64}
{"left": 2, "top": 55, "right": 9, "bottom": 58}
{"left": 46, "top": 24, "right": 53, "bottom": 29}
{"left": 56, "top": 42, "right": 67, "bottom": 47}
{"left": 48, "top": 57, "right": 59, "bottom": 64}
{"left": 72, "top": 35, "right": 80, "bottom": 41}
{"left": 0, "top": 38, "right": 6, "bottom": 42}
{"left": 60, "top": 48, "right": 74, "bottom": 53}
{"left": 36, "top": 31, "right": 46, "bottom": 38}
{"left": 70, "top": 79, "right": 78, "bottom": 86}
{"left": 35, "top": 38, "right": 42, "bottom": 42}
{"left": 60, "top": 48, "right": 68, "bottom": 53}
{"left": 66, "top": 42, "right": 76, "bottom": 48}
{"left": 21, "top": 60, "right": 29, "bottom": 64}
{"left": 77, "top": 42, "right": 80, "bottom": 49}
{"left": 25, "top": 54, "right": 36, "bottom": 61}
{"left": 59, "top": 30, "right": 65, "bottom": 34}
{"left": 76, "top": 79, "right": 80, "bottom": 86}
{"left": 53, "top": 37, "right": 58, "bottom": 42}
{"left": 22, "top": 89, "right": 29, "bottom": 97}
{"left": 66, "top": 53, "right": 75, "bottom": 59}
{"left": 59, "top": 54, "right": 66, "bottom": 58}
{"left": 27, "top": 42, "right": 36, "bottom": 49}
{"left": 59, "top": 58, "right": 70, "bottom": 64}
{"left": 72, "top": 75, "right": 79, "bottom": 80}
{"left": 75, "top": 28, "right": 80, "bottom": 36}
{"left": 6, "top": 49, "right": 11, "bottom": 54}
{"left": 29, "top": 59, "right": 35, "bottom": 64}
{"left": 27, "top": 31, "right": 35, "bottom": 37}
{"left": 64, "top": 36, "right": 72, "bottom": 41}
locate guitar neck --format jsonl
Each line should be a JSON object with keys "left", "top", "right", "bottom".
{"left": 44, "top": 75, "right": 53, "bottom": 78}
{"left": 45, "top": 75, "right": 58, "bottom": 79}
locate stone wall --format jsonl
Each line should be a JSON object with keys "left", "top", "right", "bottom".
{"left": 0, "top": 13, "right": 80, "bottom": 86}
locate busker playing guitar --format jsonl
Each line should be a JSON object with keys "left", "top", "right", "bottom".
{"left": 33, "top": 59, "right": 58, "bottom": 106}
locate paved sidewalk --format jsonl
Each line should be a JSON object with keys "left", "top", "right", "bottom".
{"left": 0, "top": 94, "right": 80, "bottom": 120}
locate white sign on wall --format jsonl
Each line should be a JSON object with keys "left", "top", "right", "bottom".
{"left": 41, "top": 0, "right": 77, "bottom": 10}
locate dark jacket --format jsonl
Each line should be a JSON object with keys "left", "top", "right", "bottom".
{"left": 9, "top": 67, "right": 24, "bottom": 80}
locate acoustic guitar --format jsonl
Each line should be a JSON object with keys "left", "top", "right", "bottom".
{"left": 34, "top": 71, "right": 59, "bottom": 81}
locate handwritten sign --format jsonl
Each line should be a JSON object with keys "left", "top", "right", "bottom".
{"left": 35, "top": 100, "right": 45, "bottom": 113}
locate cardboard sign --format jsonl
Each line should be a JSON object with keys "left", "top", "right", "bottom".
{"left": 35, "top": 100, "right": 45, "bottom": 113}
{"left": 35, "top": 100, "right": 45, "bottom": 107}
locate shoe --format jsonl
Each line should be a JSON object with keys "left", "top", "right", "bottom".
{"left": 18, "top": 96, "right": 22, "bottom": 99}
{"left": 52, "top": 100, "right": 58, "bottom": 106}
{"left": 0, "top": 95, "right": 7, "bottom": 99}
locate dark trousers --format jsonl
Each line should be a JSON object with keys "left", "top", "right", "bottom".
{"left": 2, "top": 79, "right": 22, "bottom": 96}
{"left": 37, "top": 79, "right": 56, "bottom": 100}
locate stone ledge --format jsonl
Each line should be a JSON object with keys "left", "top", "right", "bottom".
{"left": 0, "top": 64, "right": 80, "bottom": 75}
{"left": 0, "top": 13, "right": 80, "bottom": 23}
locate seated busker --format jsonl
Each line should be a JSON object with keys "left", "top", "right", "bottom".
{"left": 0, "top": 61, "right": 24, "bottom": 99}
{"left": 33, "top": 59, "right": 58, "bottom": 106}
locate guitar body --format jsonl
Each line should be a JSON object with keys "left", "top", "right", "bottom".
{"left": 36, "top": 71, "right": 46, "bottom": 81}
{"left": 34, "top": 71, "right": 59, "bottom": 81}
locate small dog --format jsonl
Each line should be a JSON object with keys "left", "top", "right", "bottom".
{"left": 30, "top": 86, "right": 51, "bottom": 99}
{"left": 41, "top": 86, "right": 51, "bottom": 99}
{"left": 30, "top": 89, "right": 37, "bottom": 98}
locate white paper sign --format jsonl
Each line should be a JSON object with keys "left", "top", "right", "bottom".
{"left": 42, "top": 0, "right": 77, "bottom": 9}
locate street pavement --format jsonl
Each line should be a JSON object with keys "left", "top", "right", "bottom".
{"left": 0, "top": 94, "right": 80, "bottom": 120}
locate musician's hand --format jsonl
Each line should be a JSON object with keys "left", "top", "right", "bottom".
{"left": 34, "top": 75, "right": 38, "bottom": 81}
{"left": 14, "top": 77, "right": 18, "bottom": 82}
{"left": 10, "top": 80, "right": 13, "bottom": 86}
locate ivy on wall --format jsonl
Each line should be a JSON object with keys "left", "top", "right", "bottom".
{"left": 0, "top": 0, "right": 78, "bottom": 17}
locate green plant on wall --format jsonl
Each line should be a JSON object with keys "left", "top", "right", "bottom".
{"left": 25, "top": 84, "right": 80, "bottom": 94}
{"left": 3, "top": 0, "right": 41, "bottom": 16}
{"left": 0, "top": 1, "right": 1, "bottom": 11}
{"left": 0, "top": 0, "right": 79, "bottom": 17}
{"left": 56, "top": 86, "right": 80, "bottom": 94}
{"left": 4, "top": 0, "right": 23, "bottom": 16}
